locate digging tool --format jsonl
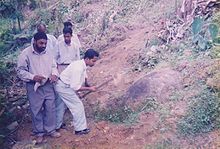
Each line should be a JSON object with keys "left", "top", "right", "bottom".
{"left": 80, "top": 77, "right": 113, "bottom": 98}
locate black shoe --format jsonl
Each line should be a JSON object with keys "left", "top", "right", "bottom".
{"left": 60, "top": 123, "right": 66, "bottom": 129}
{"left": 56, "top": 123, "right": 66, "bottom": 131}
{"left": 75, "top": 128, "right": 90, "bottom": 135}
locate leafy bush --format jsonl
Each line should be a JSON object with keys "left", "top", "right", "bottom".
{"left": 192, "top": 17, "right": 219, "bottom": 50}
{"left": 29, "top": 9, "right": 57, "bottom": 35}
{"left": 93, "top": 97, "right": 158, "bottom": 124}
{"left": 145, "top": 138, "right": 178, "bottom": 149}
{"left": 209, "top": 12, "right": 220, "bottom": 58}
{"left": 192, "top": 17, "right": 220, "bottom": 51}
{"left": 0, "top": 60, "right": 16, "bottom": 88}
{"left": 210, "top": 46, "right": 220, "bottom": 58}
{"left": 177, "top": 89, "right": 220, "bottom": 136}
{"left": 94, "top": 102, "right": 137, "bottom": 123}
{"left": 36, "top": 9, "right": 52, "bottom": 26}
{"left": 29, "top": 0, "right": 37, "bottom": 10}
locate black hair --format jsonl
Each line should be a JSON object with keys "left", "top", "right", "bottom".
{"left": 84, "top": 49, "right": 99, "bottom": 59}
{"left": 63, "top": 27, "right": 72, "bottom": 35}
{"left": 34, "top": 32, "right": 47, "bottom": 41}
{"left": 63, "top": 21, "right": 73, "bottom": 28}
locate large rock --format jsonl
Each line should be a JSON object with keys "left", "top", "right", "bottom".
{"left": 126, "top": 68, "right": 182, "bottom": 102}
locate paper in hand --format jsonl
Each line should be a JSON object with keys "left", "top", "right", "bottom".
{"left": 34, "top": 78, "right": 48, "bottom": 91}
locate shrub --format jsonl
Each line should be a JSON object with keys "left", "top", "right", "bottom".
{"left": 191, "top": 16, "right": 220, "bottom": 51}
{"left": 145, "top": 138, "right": 178, "bottom": 149}
{"left": 0, "top": 59, "right": 16, "bottom": 89}
{"left": 177, "top": 88, "right": 220, "bottom": 136}
{"left": 94, "top": 102, "right": 136, "bottom": 123}
{"left": 29, "top": 0, "right": 37, "bottom": 10}
{"left": 93, "top": 97, "right": 158, "bottom": 124}
{"left": 210, "top": 46, "right": 220, "bottom": 58}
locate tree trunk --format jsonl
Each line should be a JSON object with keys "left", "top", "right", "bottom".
{"left": 17, "top": 17, "right": 21, "bottom": 31}
{"left": 12, "top": 20, "right": 17, "bottom": 34}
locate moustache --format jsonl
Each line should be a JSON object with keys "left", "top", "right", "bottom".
{"left": 37, "top": 46, "right": 46, "bottom": 52}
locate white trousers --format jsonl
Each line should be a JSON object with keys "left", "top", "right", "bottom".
{"left": 55, "top": 80, "right": 87, "bottom": 131}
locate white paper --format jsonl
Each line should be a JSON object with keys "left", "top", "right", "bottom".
{"left": 34, "top": 78, "right": 48, "bottom": 92}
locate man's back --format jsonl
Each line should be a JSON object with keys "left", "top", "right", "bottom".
{"left": 60, "top": 59, "right": 86, "bottom": 91}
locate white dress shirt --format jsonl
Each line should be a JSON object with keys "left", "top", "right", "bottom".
{"left": 56, "top": 40, "right": 80, "bottom": 64}
{"left": 60, "top": 59, "right": 87, "bottom": 90}
{"left": 57, "top": 33, "right": 81, "bottom": 49}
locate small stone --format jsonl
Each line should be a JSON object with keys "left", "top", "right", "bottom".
{"left": 7, "top": 121, "right": 18, "bottom": 130}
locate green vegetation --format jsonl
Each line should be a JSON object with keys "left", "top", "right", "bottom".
{"left": 94, "top": 103, "right": 137, "bottom": 123}
{"left": 0, "top": 0, "right": 72, "bottom": 146}
{"left": 175, "top": 11, "right": 220, "bottom": 137}
{"left": 127, "top": 3, "right": 220, "bottom": 141}
{"left": 0, "top": 0, "right": 29, "bottom": 32}
{"left": 191, "top": 17, "right": 220, "bottom": 51}
{"left": 210, "top": 11, "right": 220, "bottom": 58}
{"left": 94, "top": 97, "right": 158, "bottom": 124}
{"left": 145, "top": 138, "right": 180, "bottom": 149}
{"left": 177, "top": 88, "right": 220, "bottom": 136}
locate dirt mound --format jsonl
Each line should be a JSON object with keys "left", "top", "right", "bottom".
{"left": 126, "top": 68, "right": 183, "bottom": 101}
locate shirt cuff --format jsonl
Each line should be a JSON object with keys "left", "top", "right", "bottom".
{"left": 70, "top": 84, "right": 81, "bottom": 91}
{"left": 30, "top": 73, "right": 35, "bottom": 81}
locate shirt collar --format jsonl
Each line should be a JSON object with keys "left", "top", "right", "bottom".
{"left": 82, "top": 59, "right": 87, "bottom": 69}
{"left": 64, "top": 41, "right": 72, "bottom": 46}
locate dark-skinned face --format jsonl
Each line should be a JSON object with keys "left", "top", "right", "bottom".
{"left": 85, "top": 56, "right": 98, "bottom": 67}
{"left": 34, "top": 39, "right": 47, "bottom": 53}
{"left": 64, "top": 33, "right": 72, "bottom": 45}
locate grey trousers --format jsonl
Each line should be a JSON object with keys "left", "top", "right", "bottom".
{"left": 55, "top": 93, "right": 67, "bottom": 129}
{"left": 26, "top": 81, "right": 56, "bottom": 136}
{"left": 55, "top": 80, "right": 87, "bottom": 131}
{"left": 56, "top": 64, "right": 68, "bottom": 129}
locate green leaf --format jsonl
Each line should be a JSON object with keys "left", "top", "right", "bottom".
{"left": 213, "top": 36, "right": 220, "bottom": 44}
{"left": 197, "top": 35, "right": 207, "bottom": 50}
{"left": 209, "top": 24, "right": 219, "bottom": 41}
{"left": 192, "top": 17, "right": 204, "bottom": 35}
{"left": 192, "top": 35, "right": 199, "bottom": 43}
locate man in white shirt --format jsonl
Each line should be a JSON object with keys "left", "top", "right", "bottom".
{"left": 56, "top": 27, "right": 80, "bottom": 73}
{"left": 55, "top": 27, "right": 81, "bottom": 130}
{"left": 55, "top": 49, "right": 99, "bottom": 135}
{"left": 57, "top": 21, "right": 81, "bottom": 49}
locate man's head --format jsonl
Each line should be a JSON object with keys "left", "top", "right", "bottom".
{"left": 37, "top": 23, "right": 47, "bottom": 33}
{"left": 84, "top": 49, "right": 99, "bottom": 67}
{"left": 33, "top": 32, "right": 47, "bottom": 53}
{"left": 63, "top": 27, "right": 72, "bottom": 45}
{"left": 63, "top": 21, "right": 73, "bottom": 29}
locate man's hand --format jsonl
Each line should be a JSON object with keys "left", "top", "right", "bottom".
{"left": 78, "top": 86, "right": 97, "bottom": 98}
{"left": 49, "top": 75, "right": 58, "bottom": 83}
{"left": 89, "top": 86, "right": 96, "bottom": 92}
{"left": 33, "top": 75, "right": 46, "bottom": 83}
